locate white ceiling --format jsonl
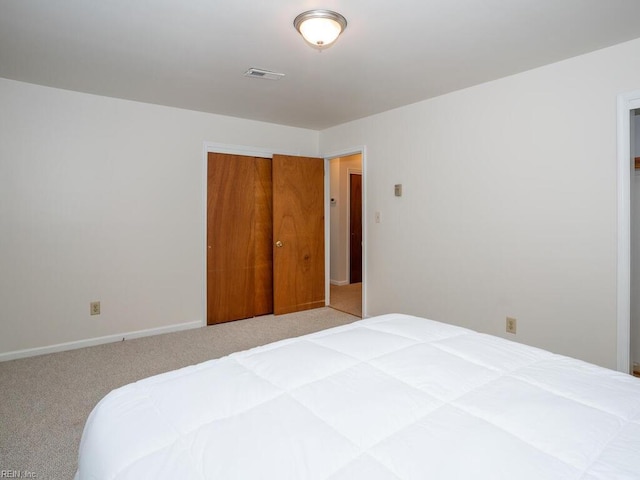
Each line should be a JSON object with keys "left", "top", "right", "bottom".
{"left": 2, "top": 0, "right": 640, "bottom": 130}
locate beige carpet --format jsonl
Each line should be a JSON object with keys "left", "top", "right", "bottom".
{"left": 0, "top": 307, "right": 357, "bottom": 480}
{"left": 330, "top": 282, "right": 362, "bottom": 318}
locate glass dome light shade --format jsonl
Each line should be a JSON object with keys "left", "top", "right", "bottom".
{"left": 294, "top": 10, "right": 347, "bottom": 48}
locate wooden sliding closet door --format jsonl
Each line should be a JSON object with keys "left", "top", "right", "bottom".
{"left": 272, "top": 154, "right": 325, "bottom": 314}
{"left": 207, "top": 153, "right": 273, "bottom": 324}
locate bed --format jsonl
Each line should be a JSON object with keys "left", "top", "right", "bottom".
{"left": 75, "top": 313, "right": 640, "bottom": 479}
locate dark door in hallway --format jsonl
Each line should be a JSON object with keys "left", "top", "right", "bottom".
{"left": 349, "top": 173, "right": 362, "bottom": 283}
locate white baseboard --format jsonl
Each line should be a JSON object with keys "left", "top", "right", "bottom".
{"left": 330, "top": 279, "right": 349, "bottom": 286}
{"left": 0, "top": 320, "right": 203, "bottom": 362}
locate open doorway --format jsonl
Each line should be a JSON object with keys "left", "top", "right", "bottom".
{"left": 631, "top": 109, "right": 640, "bottom": 377}
{"left": 616, "top": 91, "right": 640, "bottom": 374}
{"left": 329, "top": 153, "right": 362, "bottom": 317}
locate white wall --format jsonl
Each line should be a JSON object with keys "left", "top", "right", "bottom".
{"left": 320, "top": 38, "right": 640, "bottom": 369}
{"left": 0, "top": 78, "right": 319, "bottom": 359}
{"left": 329, "top": 154, "right": 362, "bottom": 284}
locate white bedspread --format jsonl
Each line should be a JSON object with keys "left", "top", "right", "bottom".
{"left": 75, "top": 314, "right": 640, "bottom": 479}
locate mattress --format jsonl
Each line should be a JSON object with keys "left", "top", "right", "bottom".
{"left": 75, "top": 313, "right": 640, "bottom": 479}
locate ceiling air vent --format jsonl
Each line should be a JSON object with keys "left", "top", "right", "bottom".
{"left": 243, "top": 68, "right": 285, "bottom": 80}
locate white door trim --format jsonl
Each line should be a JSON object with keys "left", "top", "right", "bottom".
{"left": 323, "top": 146, "right": 367, "bottom": 317}
{"left": 616, "top": 91, "right": 640, "bottom": 373}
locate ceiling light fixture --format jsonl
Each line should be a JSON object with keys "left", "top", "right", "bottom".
{"left": 294, "top": 9, "right": 347, "bottom": 49}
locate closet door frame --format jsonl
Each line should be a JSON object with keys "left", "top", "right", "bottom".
{"left": 201, "top": 143, "right": 303, "bottom": 325}
{"left": 202, "top": 142, "right": 367, "bottom": 325}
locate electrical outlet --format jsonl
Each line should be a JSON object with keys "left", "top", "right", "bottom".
{"left": 375, "top": 211, "right": 381, "bottom": 223}
{"left": 90, "top": 301, "right": 101, "bottom": 316}
{"left": 506, "top": 316, "right": 517, "bottom": 334}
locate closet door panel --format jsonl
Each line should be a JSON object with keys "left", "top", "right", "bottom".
{"left": 207, "top": 153, "right": 256, "bottom": 324}
{"left": 272, "top": 154, "right": 325, "bottom": 315}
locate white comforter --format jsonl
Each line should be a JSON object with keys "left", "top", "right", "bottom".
{"left": 76, "top": 314, "right": 640, "bottom": 479}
